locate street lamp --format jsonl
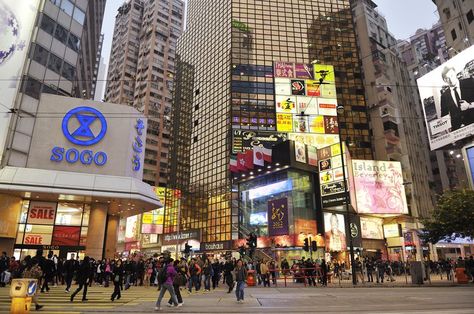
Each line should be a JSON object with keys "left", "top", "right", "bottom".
{"left": 336, "top": 104, "right": 357, "bottom": 285}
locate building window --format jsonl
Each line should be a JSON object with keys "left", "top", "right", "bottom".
{"left": 62, "top": 62, "right": 75, "bottom": 81}
{"left": 54, "top": 24, "right": 68, "bottom": 45}
{"left": 60, "top": 0, "right": 74, "bottom": 16}
{"left": 30, "top": 44, "right": 48, "bottom": 66}
{"left": 39, "top": 14, "right": 55, "bottom": 35}
{"left": 451, "top": 29, "right": 457, "bottom": 41}
{"left": 72, "top": 7, "right": 85, "bottom": 25}
{"left": 467, "top": 10, "right": 474, "bottom": 24}
{"left": 48, "top": 53, "right": 62, "bottom": 74}
{"left": 67, "top": 33, "right": 80, "bottom": 52}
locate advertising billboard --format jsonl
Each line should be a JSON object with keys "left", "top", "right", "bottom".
{"left": 324, "top": 212, "right": 346, "bottom": 252}
{"left": 418, "top": 45, "right": 474, "bottom": 150}
{"left": 351, "top": 160, "right": 408, "bottom": 215}
{"left": 0, "top": 0, "right": 40, "bottom": 163}
{"left": 360, "top": 217, "right": 384, "bottom": 240}
{"left": 232, "top": 130, "right": 287, "bottom": 153}
{"left": 267, "top": 198, "right": 289, "bottom": 236}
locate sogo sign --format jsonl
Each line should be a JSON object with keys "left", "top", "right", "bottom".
{"left": 50, "top": 107, "right": 108, "bottom": 166}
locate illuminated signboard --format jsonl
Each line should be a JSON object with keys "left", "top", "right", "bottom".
{"left": 418, "top": 45, "right": 474, "bottom": 150}
{"left": 232, "top": 130, "right": 287, "bottom": 153}
{"left": 248, "top": 180, "right": 293, "bottom": 200}
{"left": 352, "top": 160, "right": 409, "bottom": 215}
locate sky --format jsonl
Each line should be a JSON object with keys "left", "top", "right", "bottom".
{"left": 96, "top": 0, "right": 440, "bottom": 98}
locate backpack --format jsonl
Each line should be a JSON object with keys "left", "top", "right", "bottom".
{"left": 157, "top": 266, "right": 168, "bottom": 284}
{"left": 23, "top": 265, "right": 43, "bottom": 280}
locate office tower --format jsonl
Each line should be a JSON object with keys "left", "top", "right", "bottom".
{"left": 105, "top": 0, "right": 185, "bottom": 187}
{"left": 172, "top": 0, "right": 372, "bottom": 243}
{"left": 352, "top": 0, "right": 434, "bottom": 219}
{"left": 432, "top": 0, "right": 474, "bottom": 55}
{"left": 0, "top": 0, "right": 106, "bottom": 167}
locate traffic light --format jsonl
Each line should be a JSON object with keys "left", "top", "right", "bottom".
{"left": 184, "top": 242, "right": 192, "bottom": 254}
{"left": 303, "top": 238, "right": 309, "bottom": 252}
{"left": 239, "top": 245, "right": 246, "bottom": 256}
{"left": 311, "top": 240, "right": 317, "bottom": 252}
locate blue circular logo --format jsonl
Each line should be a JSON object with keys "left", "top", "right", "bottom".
{"left": 62, "top": 107, "right": 107, "bottom": 146}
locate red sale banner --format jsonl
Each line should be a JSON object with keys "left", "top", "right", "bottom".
{"left": 52, "top": 226, "right": 80, "bottom": 246}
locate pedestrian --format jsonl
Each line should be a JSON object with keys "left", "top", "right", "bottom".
{"left": 64, "top": 254, "right": 78, "bottom": 293}
{"left": 40, "top": 251, "right": 54, "bottom": 293}
{"left": 211, "top": 259, "right": 220, "bottom": 289}
{"left": 260, "top": 260, "right": 270, "bottom": 287}
{"left": 0, "top": 252, "right": 9, "bottom": 287}
{"left": 203, "top": 259, "right": 212, "bottom": 291}
{"left": 320, "top": 259, "right": 328, "bottom": 287}
{"left": 70, "top": 256, "right": 91, "bottom": 302}
{"left": 22, "top": 257, "right": 44, "bottom": 311}
{"left": 366, "top": 258, "right": 374, "bottom": 283}
{"left": 111, "top": 259, "right": 124, "bottom": 301}
{"left": 376, "top": 259, "right": 385, "bottom": 284}
{"left": 187, "top": 258, "right": 201, "bottom": 293}
{"left": 224, "top": 258, "right": 235, "bottom": 293}
{"left": 234, "top": 259, "right": 247, "bottom": 303}
{"left": 154, "top": 258, "right": 181, "bottom": 311}
{"left": 167, "top": 259, "right": 186, "bottom": 306}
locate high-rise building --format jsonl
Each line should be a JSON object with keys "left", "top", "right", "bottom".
{"left": 351, "top": 0, "right": 434, "bottom": 222}
{"left": 432, "top": 0, "right": 474, "bottom": 56}
{"left": 171, "top": 0, "right": 372, "bottom": 243}
{"left": 397, "top": 23, "right": 469, "bottom": 195}
{"left": 0, "top": 0, "right": 106, "bottom": 167}
{"left": 105, "top": 0, "right": 185, "bottom": 187}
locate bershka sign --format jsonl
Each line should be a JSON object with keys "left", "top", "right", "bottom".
{"left": 163, "top": 229, "right": 200, "bottom": 245}
{"left": 28, "top": 201, "right": 57, "bottom": 224}
{"left": 200, "top": 241, "right": 231, "bottom": 252}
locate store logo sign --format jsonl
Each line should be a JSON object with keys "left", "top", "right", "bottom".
{"left": 51, "top": 106, "right": 108, "bottom": 166}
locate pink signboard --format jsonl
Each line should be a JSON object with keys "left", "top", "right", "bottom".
{"left": 351, "top": 160, "right": 408, "bottom": 214}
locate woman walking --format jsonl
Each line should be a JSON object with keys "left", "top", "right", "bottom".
{"left": 70, "top": 256, "right": 91, "bottom": 302}
{"left": 154, "top": 258, "right": 181, "bottom": 311}
{"left": 111, "top": 259, "right": 124, "bottom": 301}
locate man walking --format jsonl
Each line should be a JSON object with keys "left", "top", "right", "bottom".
{"left": 64, "top": 254, "right": 78, "bottom": 293}
{"left": 234, "top": 259, "right": 247, "bottom": 303}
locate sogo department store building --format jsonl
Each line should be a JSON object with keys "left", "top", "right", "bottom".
{"left": 0, "top": 94, "right": 161, "bottom": 259}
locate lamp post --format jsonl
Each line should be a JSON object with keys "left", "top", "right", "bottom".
{"left": 336, "top": 104, "right": 357, "bottom": 285}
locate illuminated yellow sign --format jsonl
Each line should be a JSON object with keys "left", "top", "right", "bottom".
{"left": 277, "top": 113, "right": 293, "bottom": 132}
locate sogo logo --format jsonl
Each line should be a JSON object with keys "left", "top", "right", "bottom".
{"left": 50, "top": 107, "right": 108, "bottom": 166}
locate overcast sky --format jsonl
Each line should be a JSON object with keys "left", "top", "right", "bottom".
{"left": 97, "top": 0, "right": 440, "bottom": 98}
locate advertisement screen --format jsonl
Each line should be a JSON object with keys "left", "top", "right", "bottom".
{"left": 417, "top": 45, "right": 474, "bottom": 150}
{"left": 267, "top": 198, "right": 289, "bottom": 236}
{"left": 384, "top": 224, "right": 401, "bottom": 238}
{"left": 125, "top": 215, "right": 138, "bottom": 242}
{"left": 324, "top": 212, "right": 346, "bottom": 252}
{"left": 360, "top": 217, "right": 384, "bottom": 239}
{"left": 250, "top": 212, "right": 267, "bottom": 226}
{"left": 352, "top": 160, "right": 409, "bottom": 214}
{"left": 0, "top": 0, "right": 40, "bottom": 162}
{"left": 248, "top": 180, "right": 292, "bottom": 200}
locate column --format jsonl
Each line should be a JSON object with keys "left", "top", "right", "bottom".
{"left": 85, "top": 203, "right": 108, "bottom": 260}
{"left": 104, "top": 215, "right": 119, "bottom": 259}
{"left": 0, "top": 194, "right": 22, "bottom": 255}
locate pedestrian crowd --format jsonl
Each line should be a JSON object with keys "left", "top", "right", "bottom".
{"left": 1, "top": 250, "right": 474, "bottom": 311}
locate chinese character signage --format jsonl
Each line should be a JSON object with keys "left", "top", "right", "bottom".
{"left": 267, "top": 198, "right": 289, "bottom": 236}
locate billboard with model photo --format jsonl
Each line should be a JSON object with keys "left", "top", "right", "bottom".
{"left": 418, "top": 45, "right": 474, "bottom": 150}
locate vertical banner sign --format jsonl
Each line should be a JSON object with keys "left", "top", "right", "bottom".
{"left": 267, "top": 198, "right": 289, "bottom": 236}
{"left": 132, "top": 119, "right": 144, "bottom": 171}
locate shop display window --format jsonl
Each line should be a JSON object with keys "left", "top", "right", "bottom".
{"left": 55, "top": 203, "right": 83, "bottom": 226}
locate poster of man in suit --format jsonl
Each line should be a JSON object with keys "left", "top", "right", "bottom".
{"left": 418, "top": 45, "right": 474, "bottom": 150}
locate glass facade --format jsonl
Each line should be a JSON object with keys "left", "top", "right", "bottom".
{"left": 239, "top": 170, "right": 315, "bottom": 238}
{"left": 172, "top": 0, "right": 372, "bottom": 243}
{"left": 14, "top": 200, "right": 90, "bottom": 260}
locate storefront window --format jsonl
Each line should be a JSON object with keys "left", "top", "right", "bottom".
{"left": 23, "top": 224, "right": 54, "bottom": 246}
{"left": 19, "top": 201, "right": 29, "bottom": 224}
{"left": 55, "top": 203, "right": 83, "bottom": 225}
{"left": 239, "top": 170, "right": 316, "bottom": 239}
{"left": 82, "top": 206, "right": 90, "bottom": 226}
{"left": 80, "top": 227, "right": 88, "bottom": 246}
